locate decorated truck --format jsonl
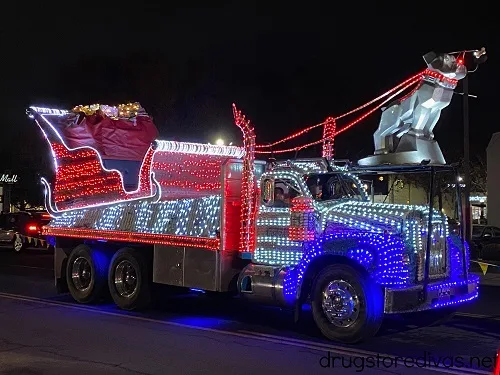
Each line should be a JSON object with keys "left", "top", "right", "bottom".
{"left": 26, "top": 49, "right": 484, "bottom": 343}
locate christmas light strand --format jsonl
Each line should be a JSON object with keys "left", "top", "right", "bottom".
{"left": 232, "top": 103, "right": 257, "bottom": 253}
{"left": 322, "top": 117, "right": 336, "bottom": 159}
{"left": 255, "top": 71, "right": 426, "bottom": 149}
{"left": 254, "top": 77, "right": 421, "bottom": 154}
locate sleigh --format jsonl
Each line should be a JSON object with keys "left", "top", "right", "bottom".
{"left": 27, "top": 104, "right": 246, "bottom": 214}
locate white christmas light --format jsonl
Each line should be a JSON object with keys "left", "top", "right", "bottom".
{"left": 155, "top": 140, "right": 244, "bottom": 157}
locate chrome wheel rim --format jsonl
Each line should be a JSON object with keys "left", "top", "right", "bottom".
{"left": 14, "top": 236, "right": 23, "bottom": 251}
{"left": 114, "top": 260, "right": 138, "bottom": 298}
{"left": 71, "top": 257, "right": 92, "bottom": 291}
{"left": 322, "top": 280, "right": 360, "bottom": 328}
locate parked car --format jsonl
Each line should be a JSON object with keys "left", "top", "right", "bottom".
{"left": 0, "top": 211, "right": 52, "bottom": 252}
{"left": 470, "top": 224, "right": 500, "bottom": 261}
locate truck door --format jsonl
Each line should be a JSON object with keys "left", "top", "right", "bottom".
{"left": 254, "top": 177, "right": 303, "bottom": 265}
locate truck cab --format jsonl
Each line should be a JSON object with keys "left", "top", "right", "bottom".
{"left": 238, "top": 159, "right": 477, "bottom": 343}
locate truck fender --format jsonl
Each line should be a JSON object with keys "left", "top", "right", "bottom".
{"left": 283, "top": 233, "right": 384, "bottom": 305}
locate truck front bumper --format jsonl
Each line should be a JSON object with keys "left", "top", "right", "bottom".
{"left": 383, "top": 275, "right": 479, "bottom": 314}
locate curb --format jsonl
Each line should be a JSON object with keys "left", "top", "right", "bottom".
{"left": 469, "top": 260, "right": 500, "bottom": 287}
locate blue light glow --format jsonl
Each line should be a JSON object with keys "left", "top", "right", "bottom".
{"left": 283, "top": 231, "right": 410, "bottom": 303}
{"left": 189, "top": 288, "right": 206, "bottom": 293}
{"left": 431, "top": 290, "right": 479, "bottom": 308}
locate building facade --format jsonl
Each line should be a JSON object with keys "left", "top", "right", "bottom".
{"left": 0, "top": 172, "right": 19, "bottom": 213}
{"left": 373, "top": 176, "right": 486, "bottom": 223}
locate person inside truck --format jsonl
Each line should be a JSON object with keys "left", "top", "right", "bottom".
{"left": 307, "top": 178, "right": 323, "bottom": 200}
{"left": 273, "top": 187, "right": 289, "bottom": 207}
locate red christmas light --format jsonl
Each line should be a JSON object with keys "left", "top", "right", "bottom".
{"left": 233, "top": 103, "right": 257, "bottom": 253}
{"left": 151, "top": 152, "right": 225, "bottom": 197}
{"left": 256, "top": 71, "right": 425, "bottom": 150}
{"left": 289, "top": 197, "right": 315, "bottom": 241}
{"left": 49, "top": 142, "right": 155, "bottom": 210}
{"left": 254, "top": 75, "right": 422, "bottom": 155}
{"left": 422, "top": 68, "right": 458, "bottom": 86}
{"left": 322, "top": 117, "right": 336, "bottom": 160}
{"left": 43, "top": 227, "right": 219, "bottom": 250}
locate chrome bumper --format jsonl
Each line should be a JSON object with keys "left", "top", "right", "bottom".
{"left": 384, "top": 275, "right": 479, "bottom": 314}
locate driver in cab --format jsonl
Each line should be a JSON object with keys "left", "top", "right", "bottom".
{"left": 273, "top": 187, "right": 289, "bottom": 207}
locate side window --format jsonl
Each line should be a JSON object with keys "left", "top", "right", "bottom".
{"left": 4, "top": 214, "right": 19, "bottom": 230}
{"left": 492, "top": 228, "right": 500, "bottom": 237}
{"left": 261, "top": 177, "right": 302, "bottom": 208}
{"left": 274, "top": 179, "right": 301, "bottom": 208}
{"left": 8, "top": 214, "right": 17, "bottom": 225}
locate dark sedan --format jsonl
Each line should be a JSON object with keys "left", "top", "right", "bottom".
{"left": 471, "top": 224, "right": 500, "bottom": 261}
{"left": 0, "top": 211, "right": 52, "bottom": 252}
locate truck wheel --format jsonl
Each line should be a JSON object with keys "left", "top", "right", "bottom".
{"left": 66, "top": 244, "right": 107, "bottom": 304}
{"left": 108, "top": 248, "right": 151, "bottom": 311}
{"left": 311, "top": 264, "right": 383, "bottom": 343}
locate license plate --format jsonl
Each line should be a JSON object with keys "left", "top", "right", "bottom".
{"left": 438, "top": 287, "right": 451, "bottom": 299}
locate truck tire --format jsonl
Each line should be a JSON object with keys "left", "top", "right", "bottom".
{"left": 108, "top": 248, "right": 151, "bottom": 311}
{"left": 311, "top": 264, "right": 383, "bottom": 343}
{"left": 66, "top": 244, "right": 107, "bottom": 304}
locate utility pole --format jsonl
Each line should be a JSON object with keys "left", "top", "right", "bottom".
{"left": 459, "top": 47, "right": 487, "bottom": 242}
{"left": 463, "top": 74, "right": 471, "bottom": 243}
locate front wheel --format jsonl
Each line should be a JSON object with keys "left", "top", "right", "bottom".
{"left": 311, "top": 264, "right": 384, "bottom": 344}
{"left": 108, "top": 248, "right": 151, "bottom": 311}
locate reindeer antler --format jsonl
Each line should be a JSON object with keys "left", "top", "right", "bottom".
{"left": 232, "top": 103, "right": 256, "bottom": 254}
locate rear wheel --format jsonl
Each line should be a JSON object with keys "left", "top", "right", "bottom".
{"left": 66, "top": 244, "right": 107, "bottom": 304}
{"left": 108, "top": 248, "right": 151, "bottom": 311}
{"left": 13, "top": 235, "right": 25, "bottom": 253}
{"left": 311, "top": 264, "right": 384, "bottom": 344}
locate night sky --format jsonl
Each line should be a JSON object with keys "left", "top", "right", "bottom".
{"left": 1, "top": 3, "right": 497, "bottom": 202}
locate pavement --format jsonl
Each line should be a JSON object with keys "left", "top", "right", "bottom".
{"left": 471, "top": 272, "right": 500, "bottom": 287}
{"left": 470, "top": 259, "right": 500, "bottom": 287}
{"left": 0, "top": 247, "right": 499, "bottom": 375}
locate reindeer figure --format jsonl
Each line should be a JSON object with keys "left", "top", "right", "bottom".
{"left": 370, "top": 51, "right": 468, "bottom": 165}
{"left": 359, "top": 49, "right": 486, "bottom": 166}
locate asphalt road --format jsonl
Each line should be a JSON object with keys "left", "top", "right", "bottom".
{"left": 0, "top": 247, "right": 499, "bottom": 375}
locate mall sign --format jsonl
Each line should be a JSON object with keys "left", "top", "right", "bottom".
{"left": 0, "top": 174, "right": 19, "bottom": 183}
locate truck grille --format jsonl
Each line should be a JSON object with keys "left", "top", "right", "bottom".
{"left": 417, "top": 221, "right": 449, "bottom": 282}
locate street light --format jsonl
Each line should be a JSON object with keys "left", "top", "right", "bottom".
{"left": 215, "top": 138, "right": 224, "bottom": 146}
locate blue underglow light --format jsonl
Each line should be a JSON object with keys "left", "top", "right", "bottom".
{"left": 190, "top": 288, "right": 206, "bottom": 293}
{"left": 431, "top": 290, "right": 478, "bottom": 308}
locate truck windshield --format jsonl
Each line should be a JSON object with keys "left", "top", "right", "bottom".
{"left": 306, "top": 173, "right": 365, "bottom": 201}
